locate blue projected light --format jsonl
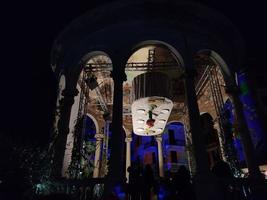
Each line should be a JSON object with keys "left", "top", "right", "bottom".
{"left": 223, "top": 99, "right": 245, "bottom": 162}
{"left": 237, "top": 73, "right": 264, "bottom": 149}
{"left": 223, "top": 72, "right": 265, "bottom": 162}
{"left": 131, "top": 121, "right": 187, "bottom": 175}
{"left": 84, "top": 116, "right": 96, "bottom": 141}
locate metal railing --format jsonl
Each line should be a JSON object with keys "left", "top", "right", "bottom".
{"left": 34, "top": 178, "right": 105, "bottom": 200}
{"left": 84, "top": 62, "right": 180, "bottom": 72}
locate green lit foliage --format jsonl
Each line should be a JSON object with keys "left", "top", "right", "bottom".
{"left": 68, "top": 117, "right": 96, "bottom": 179}
{"left": 80, "top": 141, "right": 96, "bottom": 178}
{"left": 0, "top": 134, "right": 52, "bottom": 198}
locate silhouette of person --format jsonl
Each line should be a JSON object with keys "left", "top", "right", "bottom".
{"left": 127, "top": 164, "right": 143, "bottom": 200}
{"left": 212, "top": 160, "right": 234, "bottom": 200}
{"left": 212, "top": 160, "right": 233, "bottom": 179}
{"left": 142, "top": 164, "right": 155, "bottom": 200}
{"left": 173, "top": 165, "right": 195, "bottom": 200}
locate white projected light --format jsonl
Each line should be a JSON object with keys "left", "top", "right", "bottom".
{"left": 132, "top": 96, "right": 173, "bottom": 136}
{"left": 137, "top": 119, "right": 145, "bottom": 124}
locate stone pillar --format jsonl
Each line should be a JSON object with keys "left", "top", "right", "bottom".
{"left": 225, "top": 85, "right": 262, "bottom": 178}
{"left": 125, "top": 136, "right": 132, "bottom": 182}
{"left": 156, "top": 135, "right": 164, "bottom": 178}
{"left": 184, "top": 68, "right": 223, "bottom": 200}
{"left": 184, "top": 69, "right": 210, "bottom": 173}
{"left": 104, "top": 66, "right": 127, "bottom": 196}
{"left": 52, "top": 88, "right": 79, "bottom": 178}
{"left": 93, "top": 133, "right": 104, "bottom": 178}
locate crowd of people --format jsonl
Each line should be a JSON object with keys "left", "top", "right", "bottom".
{"left": 127, "top": 163, "right": 195, "bottom": 200}
{"left": 32, "top": 160, "right": 266, "bottom": 200}
{"left": 126, "top": 160, "right": 267, "bottom": 200}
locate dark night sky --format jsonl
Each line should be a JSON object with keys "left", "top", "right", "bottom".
{"left": 0, "top": 0, "right": 266, "bottom": 146}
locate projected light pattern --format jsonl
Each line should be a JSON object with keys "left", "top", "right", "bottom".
{"left": 237, "top": 73, "right": 264, "bottom": 149}
{"left": 132, "top": 97, "right": 173, "bottom": 136}
{"left": 224, "top": 99, "right": 245, "bottom": 162}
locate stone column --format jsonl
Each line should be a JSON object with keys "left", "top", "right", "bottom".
{"left": 125, "top": 136, "right": 132, "bottom": 182}
{"left": 156, "top": 135, "right": 164, "bottom": 178}
{"left": 184, "top": 69, "right": 210, "bottom": 173}
{"left": 52, "top": 88, "right": 79, "bottom": 178}
{"left": 104, "top": 65, "right": 127, "bottom": 196}
{"left": 184, "top": 68, "right": 223, "bottom": 200}
{"left": 225, "top": 85, "right": 262, "bottom": 178}
{"left": 93, "top": 133, "right": 104, "bottom": 178}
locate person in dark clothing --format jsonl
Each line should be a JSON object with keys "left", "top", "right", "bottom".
{"left": 211, "top": 160, "right": 233, "bottom": 179}
{"left": 173, "top": 165, "right": 195, "bottom": 200}
{"left": 211, "top": 160, "right": 236, "bottom": 200}
{"left": 127, "top": 164, "right": 143, "bottom": 200}
{"left": 142, "top": 164, "right": 155, "bottom": 200}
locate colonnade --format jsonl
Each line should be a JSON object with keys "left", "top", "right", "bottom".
{"left": 52, "top": 54, "right": 262, "bottom": 200}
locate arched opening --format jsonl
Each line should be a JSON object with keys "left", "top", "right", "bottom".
{"left": 194, "top": 51, "right": 244, "bottom": 176}
{"left": 62, "top": 52, "right": 114, "bottom": 178}
{"left": 68, "top": 114, "right": 98, "bottom": 179}
{"left": 125, "top": 43, "right": 184, "bottom": 134}
{"left": 123, "top": 42, "right": 186, "bottom": 178}
{"left": 195, "top": 50, "right": 234, "bottom": 86}
{"left": 130, "top": 40, "right": 184, "bottom": 68}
